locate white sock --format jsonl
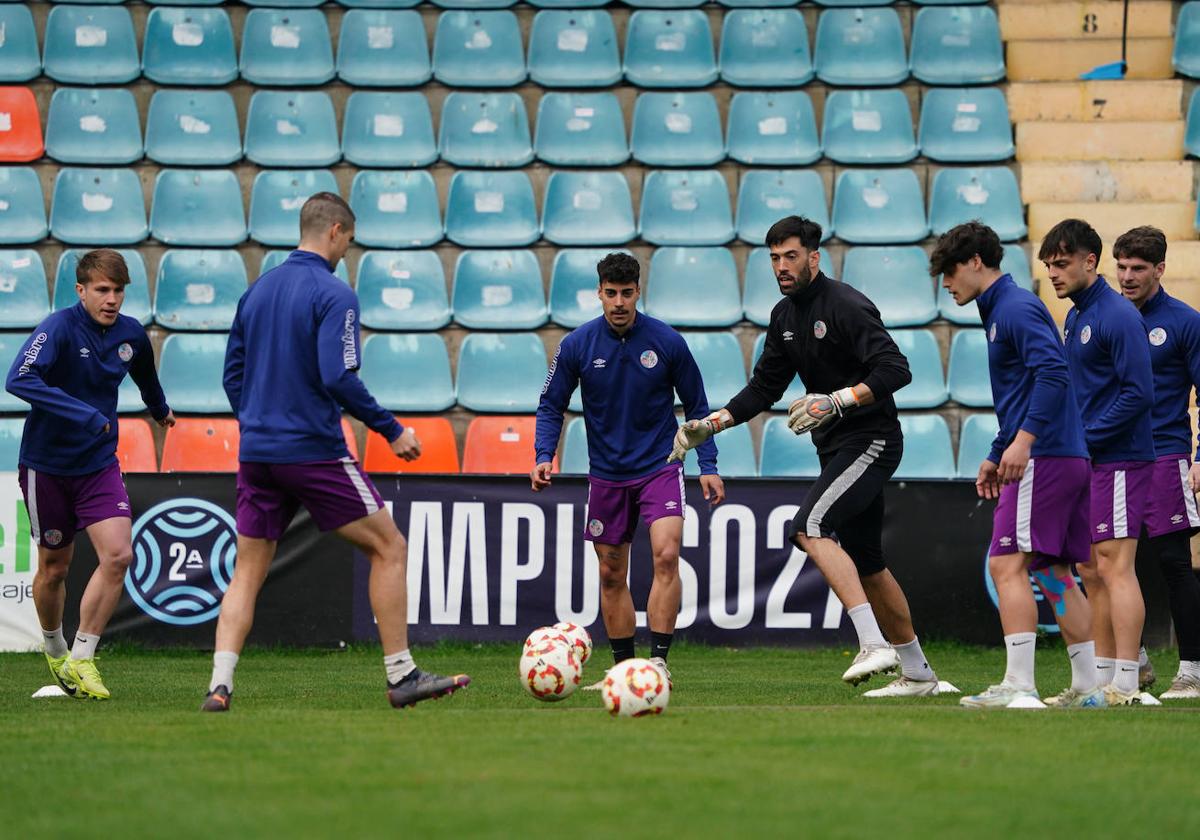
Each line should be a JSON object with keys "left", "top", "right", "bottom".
{"left": 1067, "top": 641, "right": 1096, "bottom": 692}
{"left": 210, "top": 651, "right": 239, "bottom": 693}
{"left": 895, "top": 637, "right": 935, "bottom": 681}
{"left": 1113, "top": 659, "right": 1139, "bottom": 694}
{"left": 69, "top": 632, "right": 99, "bottom": 661}
{"left": 1002, "top": 632, "right": 1037, "bottom": 690}
{"left": 1138, "top": 646, "right": 1150, "bottom": 668}
{"left": 1095, "top": 656, "right": 1115, "bottom": 686}
{"left": 1179, "top": 660, "right": 1200, "bottom": 680}
{"left": 847, "top": 603, "right": 887, "bottom": 649}
{"left": 384, "top": 649, "right": 416, "bottom": 684}
{"left": 42, "top": 626, "right": 68, "bottom": 658}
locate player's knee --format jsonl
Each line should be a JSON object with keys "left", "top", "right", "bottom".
{"left": 36, "top": 558, "right": 70, "bottom": 585}
{"left": 988, "top": 553, "right": 1024, "bottom": 582}
{"left": 651, "top": 548, "right": 678, "bottom": 579}
{"left": 99, "top": 546, "right": 133, "bottom": 574}
{"left": 853, "top": 554, "right": 887, "bottom": 577}
{"left": 597, "top": 558, "right": 626, "bottom": 590}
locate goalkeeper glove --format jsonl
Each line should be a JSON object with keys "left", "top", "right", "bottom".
{"left": 667, "top": 409, "right": 733, "bottom": 464}
{"left": 786, "top": 388, "right": 860, "bottom": 436}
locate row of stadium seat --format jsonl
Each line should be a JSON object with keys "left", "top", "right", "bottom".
{"left": 0, "top": 6, "right": 1004, "bottom": 89}
{"left": 19, "top": 0, "right": 993, "bottom": 7}
{"left": 0, "top": 165, "right": 1027, "bottom": 247}
{"left": 0, "top": 87, "right": 1015, "bottom": 168}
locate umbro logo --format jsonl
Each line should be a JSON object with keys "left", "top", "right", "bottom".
{"left": 117, "top": 501, "right": 129, "bottom": 511}
{"left": 592, "top": 358, "right": 606, "bottom": 368}
{"left": 782, "top": 331, "right": 794, "bottom": 341}
{"left": 78, "top": 347, "right": 90, "bottom": 358}
{"left": 999, "top": 536, "right": 1012, "bottom": 547}
{"left": 664, "top": 500, "right": 678, "bottom": 510}
{"left": 1172, "top": 514, "right": 1184, "bottom": 524}
{"left": 1096, "top": 522, "right": 1109, "bottom": 533}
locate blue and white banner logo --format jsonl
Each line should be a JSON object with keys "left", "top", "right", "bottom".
{"left": 126, "top": 499, "right": 237, "bottom": 626}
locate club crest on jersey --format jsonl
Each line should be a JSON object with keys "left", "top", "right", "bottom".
{"left": 118, "top": 342, "right": 133, "bottom": 362}
{"left": 43, "top": 529, "right": 63, "bottom": 547}
{"left": 639, "top": 350, "right": 658, "bottom": 369}
{"left": 1080, "top": 325, "right": 1092, "bottom": 345}
{"left": 1149, "top": 327, "right": 1167, "bottom": 346}
{"left": 988, "top": 323, "right": 997, "bottom": 343}
{"left": 588, "top": 518, "right": 604, "bottom": 537}
{"left": 813, "top": 320, "right": 827, "bottom": 339}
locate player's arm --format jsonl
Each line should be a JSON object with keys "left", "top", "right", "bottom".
{"left": 1178, "top": 309, "right": 1200, "bottom": 492}
{"left": 222, "top": 303, "right": 246, "bottom": 415}
{"left": 129, "top": 329, "right": 173, "bottom": 427}
{"left": 1084, "top": 314, "right": 1154, "bottom": 452}
{"left": 532, "top": 341, "right": 579, "bottom": 491}
{"left": 667, "top": 335, "right": 724, "bottom": 506}
{"left": 4, "top": 321, "right": 108, "bottom": 434}
{"left": 995, "top": 305, "right": 1069, "bottom": 484}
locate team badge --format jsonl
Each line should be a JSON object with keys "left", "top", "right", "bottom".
{"left": 1080, "top": 325, "right": 1092, "bottom": 345}
{"left": 988, "top": 323, "right": 997, "bottom": 343}
{"left": 43, "top": 529, "right": 63, "bottom": 547}
{"left": 118, "top": 342, "right": 133, "bottom": 362}
{"left": 813, "top": 320, "right": 827, "bottom": 339}
{"left": 639, "top": 350, "right": 658, "bottom": 369}
{"left": 588, "top": 518, "right": 605, "bottom": 537}
{"left": 1149, "top": 327, "right": 1167, "bottom": 346}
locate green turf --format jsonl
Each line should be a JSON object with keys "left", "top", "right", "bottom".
{"left": 1, "top": 641, "right": 1197, "bottom": 839}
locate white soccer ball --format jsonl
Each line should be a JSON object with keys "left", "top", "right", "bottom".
{"left": 551, "top": 621, "right": 593, "bottom": 666}
{"left": 523, "top": 625, "right": 574, "bottom": 654}
{"left": 519, "top": 638, "right": 581, "bottom": 702}
{"left": 602, "top": 658, "right": 670, "bottom": 717}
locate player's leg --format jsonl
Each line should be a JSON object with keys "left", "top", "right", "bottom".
{"left": 635, "top": 464, "right": 686, "bottom": 677}
{"left": 1149, "top": 529, "right": 1200, "bottom": 697}
{"left": 583, "top": 476, "right": 639, "bottom": 666}
{"left": 21, "top": 465, "right": 78, "bottom": 691}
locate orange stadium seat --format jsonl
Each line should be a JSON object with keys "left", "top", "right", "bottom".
{"left": 0, "top": 87, "right": 44, "bottom": 162}
{"left": 363, "top": 417, "right": 459, "bottom": 474}
{"left": 116, "top": 419, "right": 158, "bottom": 473}
{"left": 160, "top": 418, "right": 240, "bottom": 473}
{"left": 462, "top": 416, "right": 557, "bottom": 475}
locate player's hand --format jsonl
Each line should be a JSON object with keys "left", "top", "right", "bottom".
{"left": 530, "top": 462, "right": 553, "bottom": 492}
{"left": 1188, "top": 461, "right": 1200, "bottom": 496}
{"left": 389, "top": 427, "right": 421, "bottom": 462}
{"left": 102, "top": 422, "right": 110, "bottom": 435}
{"left": 157, "top": 410, "right": 176, "bottom": 429}
{"left": 997, "top": 436, "right": 1032, "bottom": 486}
{"left": 699, "top": 474, "right": 725, "bottom": 507}
{"left": 667, "top": 409, "right": 733, "bottom": 464}
{"left": 976, "top": 459, "right": 1000, "bottom": 500}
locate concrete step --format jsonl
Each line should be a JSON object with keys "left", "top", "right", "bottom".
{"left": 1007, "top": 80, "right": 1184, "bottom": 123}
{"left": 1007, "top": 38, "right": 1174, "bottom": 81}
{"left": 999, "top": 1, "right": 1173, "bottom": 41}
{"left": 1028, "top": 202, "right": 1197, "bottom": 241}
{"left": 1016, "top": 121, "right": 1185, "bottom": 162}
{"left": 1020, "top": 161, "right": 1196, "bottom": 203}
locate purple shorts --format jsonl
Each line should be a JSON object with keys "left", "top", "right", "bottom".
{"left": 584, "top": 464, "right": 685, "bottom": 545}
{"left": 989, "top": 456, "right": 1091, "bottom": 569}
{"left": 236, "top": 458, "right": 384, "bottom": 540}
{"left": 1144, "top": 455, "right": 1200, "bottom": 537}
{"left": 17, "top": 462, "right": 131, "bottom": 549}
{"left": 1090, "top": 460, "right": 1154, "bottom": 543}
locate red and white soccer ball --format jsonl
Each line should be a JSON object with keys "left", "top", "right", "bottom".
{"left": 519, "top": 638, "right": 581, "bottom": 702}
{"left": 602, "top": 658, "right": 670, "bottom": 717}
{"left": 551, "top": 621, "right": 593, "bottom": 667}
{"left": 523, "top": 625, "right": 573, "bottom": 654}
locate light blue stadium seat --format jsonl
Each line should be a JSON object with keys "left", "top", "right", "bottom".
{"left": 896, "top": 414, "right": 955, "bottom": 479}
{"left": 150, "top": 169, "right": 246, "bottom": 247}
{"left": 142, "top": 6, "right": 237, "bottom": 86}
{"left": 153, "top": 249, "right": 246, "bottom": 332}
{"left": 0, "top": 335, "right": 30, "bottom": 412}
{"left": 529, "top": 0, "right": 608, "bottom": 8}
{"left": 814, "top": 8, "right": 908, "bottom": 87}
{"left": 644, "top": 247, "right": 740, "bottom": 327}
{"left": 719, "top": 0, "right": 799, "bottom": 6}
{"left": 338, "top": 0, "right": 423, "bottom": 6}
{"left": 542, "top": 171, "right": 635, "bottom": 246}
{"left": 726, "top": 92, "right": 821, "bottom": 166}
{"left": 914, "top": 0, "right": 992, "bottom": 4}
{"left": 929, "top": 167, "right": 1027, "bottom": 242}
{"left": 248, "top": 170, "right": 339, "bottom": 247}
{"left": 145, "top": 91, "right": 241, "bottom": 166}
{"left": 682, "top": 421, "right": 757, "bottom": 477}
{"left": 910, "top": 6, "right": 1004, "bottom": 85}
{"left": 736, "top": 170, "right": 831, "bottom": 245}
{"left": 0, "top": 167, "right": 48, "bottom": 244}
{"left": 938, "top": 244, "right": 1032, "bottom": 324}
{"left": 892, "top": 329, "right": 947, "bottom": 409}
{"left": 0, "top": 249, "right": 49, "bottom": 329}
{"left": 548, "top": 248, "right": 634, "bottom": 327}
{"left": 681, "top": 332, "right": 745, "bottom": 407}
{"left": 359, "top": 333, "right": 455, "bottom": 413}
{"left": 259, "top": 250, "right": 348, "bottom": 282}
{"left": 832, "top": 168, "right": 928, "bottom": 245}
{"left": 439, "top": 92, "right": 533, "bottom": 168}
{"left": 244, "top": 91, "right": 340, "bottom": 168}
{"left": 43, "top": 5, "right": 139, "bottom": 84}
{"left": 452, "top": 250, "right": 548, "bottom": 330}
{"left": 0, "top": 5, "right": 40, "bottom": 82}
{"left": 919, "top": 87, "right": 1014, "bottom": 163}
{"left": 337, "top": 10, "right": 431, "bottom": 87}
{"left": 444, "top": 171, "right": 539, "bottom": 248}
{"left": 158, "top": 333, "right": 230, "bottom": 414}
{"left": 561, "top": 417, "right": 589, "bottom": 475}
{"left": 244, "top": 0, "right": 325, "bottom": 6}
{"left": 0, "top": 416, "right": 23, "bottom": 468}
{"left": 822, "top": 89, "right": 917, "bottom": 165}
{"left": 751, "top": 332, "right": 803, "bottom": 411}
{"left": 624, "top": 11, "right": 717, "bottom": 88}
{"left": 720, "top": 10, "right": 813, "bottom": 87}
{"left": 639, "top": 170, "right": 734, "bottom": 246}
{"left": 456, "top": 332, "right": 547, "bottom": 413}
{"left": 54, "top": 248, "right": 151, "bottom": 325}
{"left": 630, "top": 92, "right": 724, "bottom": 166}
{"left": 146, "top": 0, "right": 227, "bottom": 5}
{"left": 51, "top": 168, "right": 147, "bottom": 245}
{"left": 240, "top": 9, "right": 334, "bottom": 86}
{"left": 342, "top": 92, "right": 437, "bottom": 168}
{"left": 356, "top": 250, "right": 450, "bottom": 331}
{"left": 1187, "top": 88, "right": 1200, "bottom": 158}
{"left": 842, "top": 247, "right": 937, "bottom": 328}
{"left": 957, "top": 413, "right": 999, "bottom": 478}
{"left": 743, "top": 247, "right": 833, "bottom": 326}
{"left": 44, "top": 88, "right": 142, "bottom": 165}
{"left": 349, "top": 170, "right": 442, "bottom": 249}
{"left": 759, "top": 416, "right": 822, "bottom": 477}
{"left": 947, "top": 329, "right": 991, "bottom": 407}
{"left": 528, "top": 10, "right": 621, "bottom": 88}
{"left": 1175, "top": 3, "right": 1200, "bottom": 78}
{"left": 433, "top": 11, "right": 526, "bottom": 88}
{"left": 534, "top": 92, "right": 629, "bottom": 166}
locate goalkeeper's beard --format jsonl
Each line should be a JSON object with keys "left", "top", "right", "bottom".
{"left": 778, "top": 263, "right": 813, "bottom": 300}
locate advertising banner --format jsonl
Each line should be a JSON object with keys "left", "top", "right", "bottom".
{"left": 0, "top": 472, "right": 40, "bottom": 652}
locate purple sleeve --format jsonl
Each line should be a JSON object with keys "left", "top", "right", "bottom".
{"left": 535, "top": 338, "right": 578, "bottom": 465}
{"left": 5, "top": 319, "right": 107, "bottom": 434}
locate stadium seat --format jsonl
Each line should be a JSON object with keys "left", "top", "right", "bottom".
{"left": 534, "top": 92, "right": 629, "bottom": 166}
{"left": 560, "top": 417, "right": 589, "bottom": 475}
{"left": 919, "top": 87, "right": 1014, "bottom": 163}
{"left": 50, "top": 167, "right": 147, "bottom": 245}
{"left": 1175, "top": 3, "right": 1200, "bottom": 78}
{"left": 119, "top": 371, "right": 156, "bottom": 413}
{"left": 736, "top": 170, "right": 831, "bottom": 245}
{"left": 681, "top": 332, "right": 745, "bottom": 408}
{"left": 363, "top": 416, "right": 460, "bottom": 474}
{"left": 357, "top": 250, "right": 449, "bottom": 330}
{"left": 528, "top": 10, "right": 621, "bottom": 88}
{"left": 359, "top": 333, "right": 455, "bottom": 412}
{"left": 814, "top": 8, "right": 908, "bottom": 87}
{"left": 349, "top": 170, "right": 442, "bottom": 249}
{"left": 822, "top": 89, "right": 917, "bottom": 165}
{"left": 341, "top": 92, "right": 437, "bottom": 168}
{"left": 240, "top": 9, "right": 334, "bottom": 86}
{"left": 0, "top": 249, "right": 49, "bottom": 329}
{"left": 245, "top": 0, "right": 326, "bottom": 7}
{"left": 248, "top": 169, "right": 339, "bottom": 247}
{"left": 896, "top": 414, "right": 956, "bottom": 479}
{"left": 1188, "top": 88, "right": 1200, "bottom": 158}
{"left": 244, "top": 91, "right": 340, "bottom": 168}
{"left": 116, "top": 418, "right": 158, "bottom": 473}
{"left": 462, "top": 416, "right": 542, "bottom": 474}
{"left": 548, "top": 248, "right": 632, "bottom": 327}
{"left": 891, "top": 330, "right": 948, "bottom": 409}
{"left": 144, "top": 90, "right": 242, "bottom": 166}
{"left": 542, "top": 171, "right": 635, "bottom": 246}
{"left": 456, "top": 333, "right": 547, "bottom": 413}
{"left": 831, "top": 168, "right": 928, "bottom": 245}
{"left": 433, "top": 11, "right": 526, "bottom": 88}
{"left": 0, "top": 167, "right": 46, "bottom": 244}
{"left": 339, "top": 0, "right": 423, "bottom": 6}
{"left": 624, "top": 11, "right": 717, "bottom": 88}
{"left": 910, "top": 6, "right": 1005, "bottom": 86}
{"left": 947, "top": 329, "right": 991, "bottom": 407}
{"left": 43, "top": 5, "right": 139, "bottom": 84}
{"left": 639, "top": 170, "right": 734, "bottom": 246}
{"left": 938, "top": 244, "right": 1032, "bottom": 324}
{"left": 0, "top": 334, "right": 29, "bottom": 411}
{"left": 751, "top": 332, "right": 803, "bottom": 410}
{"left": 337, "top": 10, "right": 431, "bottom": 87}
{"left": 54, "top": 248, "right": 151, "bottom": 325}
{"left": 527, "top": 0, "right": 607, "bottom": 7}
{"left": 726, "top": 91, "right": 821, "bottom": 166}
{"left": 150, "top": 169, "right": 247, "bottom": 247}
{"left": 158, "top": 333, "right": 230, "bottom": 414}
{"left": 0, "top": 87, "right": 43, "bottom": 162}
{"left": 0, "top": 417, "right": 21, "bottom": 468}
{"left": 439, "top": 92, "right": 533, "bottom": 168}
{"left": 759, "top": 416, "right": 821, "bottom": 477}
{"left": 841, "top": 247, "right": 937, "bottom": 328}
{"left": 957, "top": 413, "right": 999, "bottom": 478}
{"left": 644, "top": 247, "right": 740, "bottom": 327}
{"left": 142, "top": 6, "right": 237, "bottom": 86}
{"left": 928, "top": 167, "right": 1027, "bottom": 242}
{"left": 452, "top": 250, "right": 547, "bottom": 330}
{"left": 0, "top": 6, "right": 40, "bottom": 82}
{"left": 719, "top": 10, "right": 813, "bottom": 87}
{"left": 259, "top": 250, "right": 348, "bottom": 283}
{"left": 44, "top": 87, "right": 142, "bottom": 165}
{"left": 743, "top": 247, "right": 833, "bottom": 326}
{"left": 719, "top": 0, "right": 798, "bottom": 6}
{"left": 444, "top": 170, "right": 539, "bottom": 247}
{"left": 160, "top": 418, "right": 240, "bottom": 472}
{"left": 630, "top": 92, "right": 725, "bottom": 166}
{"left": 153, "top": 249, "right": 246, "bottom": 331}
{"left": 684, "top": 421, "right": 757, "bottom": 478}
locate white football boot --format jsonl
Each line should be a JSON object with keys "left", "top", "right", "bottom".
{"left": 959, "top": 681, "right": 1039, "bottom": 708}
{"left": 1159, "top": 672, "right": 1200, "bottom": 700}
{"left": 841, "top": 645, "right": 900, "bottom": 685}
{"left": 863, "top": 675, "right": 940, "bottom": 698}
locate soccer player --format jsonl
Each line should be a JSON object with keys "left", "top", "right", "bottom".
{"left": 670, "top": 216, "right": 943, "bottom": 697}
{"left": 1114, "top": 225, "right": 1200, "bottom": 700}
{"left": 202, "top": 193, "right": 469, "bottom": 711}
{"left": 1044, "top": 218, "right": 1155, "bottom": 706}
{"left": 931, "top": 223, "right": 1101, "bottom": 708}
{"left": 532, "top": 252, "right": 725, "bottom": 683}
{"left": 5, "top": 249, "right": 175, "bottom": 700}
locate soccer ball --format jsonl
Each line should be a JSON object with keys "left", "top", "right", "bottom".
{"left": 551, "top": 621, "right": 593, "bottom": 666}
{"left": 602, "top": 658, "right": 670, "bottom": 717}
{"left": 523, "top": 625, "right": 573, "bottom": 653}
{"left": 519, "top": 638, "right": 581, "bottom": 702}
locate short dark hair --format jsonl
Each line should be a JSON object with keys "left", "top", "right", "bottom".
{"left": 928, "top": 222, "right": 1004, "bottom": 277}
{"left": 1113, "top": 225, "right": 1167, "bottom": 265}
{"left": 597, "top": 252, "right": 639, "bottom": 286}
{"left": 299, "top": 191, "right": 355, "bottom": 239}
{"left": 765, "top": 215, "right": 822, "bottom": 251}
{"left": 76, "top": 248, "right": 130, "bottom": 287}
{"left": 1037, "top": 218, "right": 1103, "bottom": 263}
